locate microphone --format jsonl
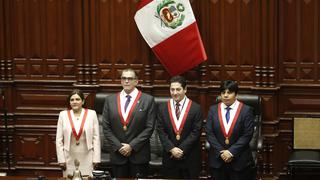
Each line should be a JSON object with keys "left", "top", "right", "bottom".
{"left": 105, "top": 170, "right": 111, "bottom": 180}
{"left": 135, "top": 172, "right": 141, "bottom": 180}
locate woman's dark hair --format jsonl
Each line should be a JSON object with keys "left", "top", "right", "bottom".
{"left": 170, "top": 75, "right": 187, "bottom": 89}
{"left": 219, "top": 80, "right": 238, "bottom": 94}
{"left": 67, "top": 89, "right": 86, "bottom": 108}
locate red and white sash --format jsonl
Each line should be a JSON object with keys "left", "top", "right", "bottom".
{"left": 217, "top": 102, "right": 243, "bottom": 144}
{"left": 117, "top": 91, "right": 142, "bottom": 131}
{"left": 168, "top": 98, "right": 192, "bottom": 140}
{"left": 67, "top": 109, "right": 88, "bottom": 142}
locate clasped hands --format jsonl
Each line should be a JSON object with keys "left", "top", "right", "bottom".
{"left": 220, "top": 150, "right": 233, "bottom": 163}
{"left": 119, "top": 143, "right": 132, "bottom": 157}
{"left": 170, "top": 147, "right": 184, "bottom": 159}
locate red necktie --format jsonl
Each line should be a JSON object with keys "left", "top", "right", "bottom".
{"left": 175, "top": 102, "right": 181, "bottom": 119}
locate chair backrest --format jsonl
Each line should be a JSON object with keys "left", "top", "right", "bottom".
{"left": 293, "top": 117, "right": 320, "bottom": 149}
{"left": 216, "top": 94, "right": 263, "bottom": 160}
{"left": 150, "top": 97, "right": 170, "bottom": 159}
{"left": 94, "top": 92, "right": 112, "bottom": 115}
{"left": 94, "top": 92, "right": 113, "bottom": 153}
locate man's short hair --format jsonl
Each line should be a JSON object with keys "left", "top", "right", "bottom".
{"left": 170, "top": 75, "right": 187, "bottom": 89}
{"left": 122, "top": 68, "right": 138, "bottom": 79}
{"left": 219, "top": 80, "right": 238, "bottom": 94}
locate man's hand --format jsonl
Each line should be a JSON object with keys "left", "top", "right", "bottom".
{"left": 170, "top": 147, "right": 184, "bottom": 159}
{"left": 220, "top": 150, "right": 233, "bottom": 163}
{"left": 119, "top": 143, "right": 132, "bottom": 157}
{"left": 59, "top": 163, "right": 66, "bottom": 170}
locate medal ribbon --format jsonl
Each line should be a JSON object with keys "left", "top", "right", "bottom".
{"left": 67, "top": 108, "right": 88, "bottom": 141}
{"left": 217, "top": 102, "right": 243, "bottom": 141}
{"left": 117, "top": 91, "right": 142, "bottom": 128}
{"left": 168, "top": 100, "right": 192, "bottom": 137}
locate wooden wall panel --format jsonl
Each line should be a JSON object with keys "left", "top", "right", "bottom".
{"left": 279, "top": 0, "right": 320, "bottom": 85}
{"left": 279, "top": 87, "right": 320, "bottom": 116}
{"left": 1, "top": 0, "right": 320, "bottom": 179}
{"left": 201, "top": 0, "right": 262, "bottom": 87}
{"left": 9, "top": 0, "right": 79, "bottom": 82}
{"left": 13, "top": 126, "right": 59, "bottom": 170}
{"left": 96, "top": 0, "right": 152, "bottom": 86}
{"left": 0, "top": 0, "right": 5, "bottom": 80}
{"left": 15, "top": 133, "right": 46, "bottom": 167}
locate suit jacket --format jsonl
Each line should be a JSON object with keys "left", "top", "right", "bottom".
{"left": 206, "top": 102, "right": 254, "bottom": 171}
{"left": 157, "top": 99, "right": 203, "bottom": 170}
{"left": 102, "top": 92, "right": 156, "bottom": 165}
{"left": 56, "top": 109, "right": 101, "bottom": 163}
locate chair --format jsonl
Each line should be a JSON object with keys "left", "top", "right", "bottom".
{"left": 205, "top": 94, "right": 263, "bottom": 175}
{"left": 149, "top": 97, "right": 170, "bottom": 178}
{"left": 233, "top": 95, "right": 263, "bottom": 167}
{"left": 93, "top": 92, "right": 113, "bottom": 171}
{"left": 287, "top": 117, "right": 320, "bottom": 180}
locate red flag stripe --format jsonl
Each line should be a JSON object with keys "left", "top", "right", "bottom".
{"left": 152, "top": 22, "right": 207, "bottom": 75}
{"left": 136, "top": 0, "right": 153, "bottom": 11}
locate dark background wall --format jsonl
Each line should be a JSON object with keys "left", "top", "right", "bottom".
{"left": 1, "top": 0, "right": 320, "bottom": 179}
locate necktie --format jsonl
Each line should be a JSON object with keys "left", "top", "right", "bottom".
{"left": 225, "top": 106, "right": 231, "bottom": 123}
{"left": 124, "top": 95, "right": 131, "bottom": 112}
{"left": 175, "top": 102, "right": 181, "bottom": 119}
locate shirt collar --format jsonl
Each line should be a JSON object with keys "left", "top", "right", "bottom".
{"left": 121, "top": 88, "right": 138, "bottom": 97}
{"left": 222, "top": 99, "right": 239, "bottom": 109}
{"left": 173, "top": 96, "right": 187, "bottom": 105}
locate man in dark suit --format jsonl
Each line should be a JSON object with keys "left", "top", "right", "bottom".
{"left": 206, "top": 80, "right": 254, "bottom": 180}
{"left": 102, "top": 68, "right": 156, "bottom": 178}
{"left": 157, "top": 75, "right": 203, "bottom": 179}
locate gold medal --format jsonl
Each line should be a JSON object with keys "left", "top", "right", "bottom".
{"left": 123, "top": 125, "right": 127, "bottom": 131}
{"left": 176, "top": 134, "right": 180, "bottom": 140}
{"left": 225, "top": 138, "right": 229, "bottom": 145}
{"left": 76, "top": 141, "right": 80, "bottom": 146}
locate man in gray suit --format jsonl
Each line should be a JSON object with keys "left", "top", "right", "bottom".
{"left": 102, "top": 68, "right": 156, "bottom": 178}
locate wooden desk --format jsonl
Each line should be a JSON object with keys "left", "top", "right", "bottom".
{"left": 0, "top": 177, "right": 103, "bottom": 180}
{"left": 0, "top": 177, "right": 121, "bottom": 180}
{"left": 0, "top": 177, "right": 184, "bottom": 180}
{"left": 0, "top": 177, "right": 66, "bottom": 180}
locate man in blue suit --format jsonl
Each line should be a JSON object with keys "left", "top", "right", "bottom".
{"left": 206, "top": 80, "right": 254, "bottom": 180}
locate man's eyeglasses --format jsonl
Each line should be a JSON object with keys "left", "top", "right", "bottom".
{"left": 121, "top": 76, "right": 136, "bottom": 81}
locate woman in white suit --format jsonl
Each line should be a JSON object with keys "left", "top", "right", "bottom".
{"left": 56, "top": 89, "right": 101, "bottom": 177}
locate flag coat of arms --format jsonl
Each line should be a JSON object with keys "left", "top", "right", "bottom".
{"left": 134, "top": 0, "right": 207, "bottom": 76}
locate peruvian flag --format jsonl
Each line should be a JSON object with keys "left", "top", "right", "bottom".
{"left": 134, "top": 0, "right": 207, "bottom": 76}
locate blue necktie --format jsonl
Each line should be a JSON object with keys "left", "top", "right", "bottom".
{"left": 225, "top": 106, "right": 231, "bottom": 123}
{"left": 124, "top": 95, "right": 131, "bottom": 112}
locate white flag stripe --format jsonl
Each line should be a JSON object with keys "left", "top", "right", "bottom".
{"left": 134, "top": 0, "right": 196, "bottom": 48}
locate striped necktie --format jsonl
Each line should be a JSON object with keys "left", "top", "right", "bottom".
{"left": 175, "top": 102, "right": 181, "bottom": 119}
